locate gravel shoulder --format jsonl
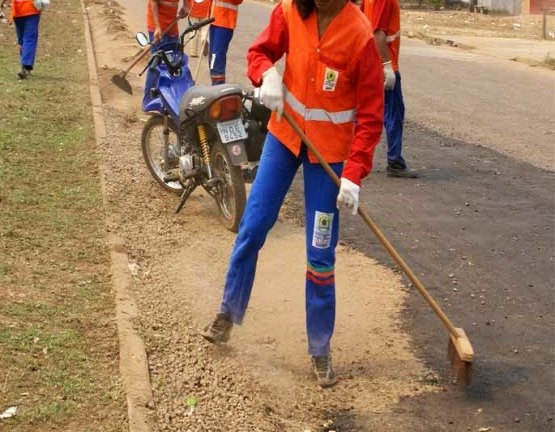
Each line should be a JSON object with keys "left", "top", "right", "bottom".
{"left": 86, "top": 1, "right": 438, "bottom": 430}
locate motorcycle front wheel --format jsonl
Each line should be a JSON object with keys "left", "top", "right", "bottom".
{"left": 210, "top": 141, "right": 246, "bottom": 233}
{"left": 141, "top": 115, "right": 183, "bottom": 194}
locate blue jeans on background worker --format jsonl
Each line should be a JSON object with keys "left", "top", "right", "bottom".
{"left": 14, "top": 13, "right": 40, "bottom": 71}
{"left": 384, "top": 71, "right": 406, "bottom": 168}
{"left": 208, "top": 25, "right": 233, "bottom": 85}
{"left": 143, "top": 32, "right": 179, "bottom": 110}
{"left": 220, "top": 133, "right": 342, "bottom": 356}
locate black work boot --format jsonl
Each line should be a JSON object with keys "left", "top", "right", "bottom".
{"left": 17, "top": 67, "right": 29, "bottom": 80}
{"left": 386, "top": 161, "right": 419, "bottom": 178}
{"left": 311, "top": 355, "right": 338, "bottom": 388}
{"left": 201, "top": 313, "right": 233, "bottom": 344}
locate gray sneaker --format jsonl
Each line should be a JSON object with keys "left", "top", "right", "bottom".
{"left": 201, "top": 313, "right": 233, "bottom": 344}
{"left": 311, "top": 355, "right": 338, "bottom": 388}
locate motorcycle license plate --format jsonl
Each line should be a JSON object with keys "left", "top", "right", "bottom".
{"left": 217, "top": 119, "right": 247, "bottom": 144}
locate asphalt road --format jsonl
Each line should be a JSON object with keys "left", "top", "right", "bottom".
{"left": 119, "top": 1, "right": 554, "bottom": 430}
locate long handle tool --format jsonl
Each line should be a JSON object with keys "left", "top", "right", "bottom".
{"left": 283, "top": 110, "right": 474, "bottom": 387}
{"left": 111, "top": 16, "right": 180, "bottom": 95}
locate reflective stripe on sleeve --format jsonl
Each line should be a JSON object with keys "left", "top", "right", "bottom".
{"left": 214, "top": 1, "right": 239, "bottom": 11}
{"left": 386, "top": 31, "right": 400, "bottom": 43}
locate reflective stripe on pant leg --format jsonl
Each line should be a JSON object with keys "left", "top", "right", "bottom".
{"left": 385, "top": 72, "right": 406, "bottom": 167}
{"left": 303, "top": 149, "right": 342, "bottom": 357}
{"left": 209, "top": 25, "right": 233, "bottom": 85}
{"left": 221, "top": 133, "right": 301, "bottom": 324}
{"left": 20, "top": 14, "right": 40, "bottom": 69}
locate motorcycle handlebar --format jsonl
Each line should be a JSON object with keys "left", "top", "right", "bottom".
{"left": 142, "top": 17, "right": 215, "bottom": 76}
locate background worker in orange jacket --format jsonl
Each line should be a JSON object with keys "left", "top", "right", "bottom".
{"left": 187, "top": 0, "right": 211, "bottom": 57}
{"left": 10, "top": 0, "right": 47, "bottom": 79}
{"left": 208, "top": 0, "right": 241, "bottom": 84}
{"left": 202, "top": 0, "right": 384, "bottom": 387}
{"left": 362, "top": 0, "right": 418, "bottom": 177}
{"left": 143, "top": 0, "right": 188, "bottom": 109}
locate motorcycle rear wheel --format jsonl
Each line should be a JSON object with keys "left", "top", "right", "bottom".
{"left": 141, "top": 115, "right": 183, "bottom": 194}
{"left": 210, "top": 141, "right": 246, "bottom": 233}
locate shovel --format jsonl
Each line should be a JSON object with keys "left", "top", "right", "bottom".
{"left": 111, "top": 16, "right": 180, "bottom": 95}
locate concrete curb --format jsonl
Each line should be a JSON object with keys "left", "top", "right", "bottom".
{"left": 80, "top": 2, "right": 154, "bottom": 431}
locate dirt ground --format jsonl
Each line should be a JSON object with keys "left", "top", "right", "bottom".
{"left": 402, "top": 9, "right": 555, "bottom": 40}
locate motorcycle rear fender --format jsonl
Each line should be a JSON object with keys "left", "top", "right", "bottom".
{"left": 224, "top": 140, "right": 249, "bottom": 166}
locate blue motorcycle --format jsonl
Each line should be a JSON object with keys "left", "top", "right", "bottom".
{"left": 136, "top": 18, "right": 268, "bottom": 232}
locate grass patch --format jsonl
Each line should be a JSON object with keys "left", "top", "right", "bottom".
{"left": 0, "top": 1, "right": 126, "bottom": 430}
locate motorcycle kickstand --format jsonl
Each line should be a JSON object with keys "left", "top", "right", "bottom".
{"left": 175, "top": 182, "right": 196, "bottom": 214}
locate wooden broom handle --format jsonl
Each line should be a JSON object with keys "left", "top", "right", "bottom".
{"left": 283, "top": 110, "right": 460, "bottom": 338}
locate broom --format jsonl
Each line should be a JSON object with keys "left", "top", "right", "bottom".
{"left": 283, "top": 110, "right": 474, "bottom": 387}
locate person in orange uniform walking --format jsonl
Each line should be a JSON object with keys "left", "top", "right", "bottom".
{"left": 9, "top": 0, "right": 48, "bottom": 79}
{"left": 201, "top": 0, "right": 384, "bottom": 387}
{"left": 208, "top": 0, "right": 241, "bottom": 84}
{"left": 187, "top": 0, "right": 211, "bottom": 57}
{"left": 362, "top": 0, "right": 418, "bottom": 177}
{"left": 143, "top": 0, "right": 188, "bottom": 109}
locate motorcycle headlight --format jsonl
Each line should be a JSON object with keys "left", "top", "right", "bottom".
{"left": 208, "top": 96, "right": 242, "bottom": 121}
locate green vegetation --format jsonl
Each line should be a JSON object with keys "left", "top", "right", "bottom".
{"left": 0, "top": 1, "right": 126, "bottom": 430}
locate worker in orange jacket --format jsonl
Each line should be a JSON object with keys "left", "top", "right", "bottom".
{"left": 187, "top": 0, "right": 211, "bottom": 57}
{"left": 208, "top": 0, "right": 242, "bottom": 84}
{"left": 9, "top": 0, "right": 47, "bottom": 79}
{"left": 362, "top": 0, "right": 418, "bottom": 177}
{"left": 202, "top": 0, "right": 384, "bottom": 387}
{"left": 143, "top": 0, "right": 188, "bottom": 109}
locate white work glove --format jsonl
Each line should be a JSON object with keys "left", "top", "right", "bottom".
{"left": 383, "top": 61, "right": 396, "bottom": 90}
{"left": 336, "top": 177, "right": 360, "bottom": 216}
{"left": 259, "top": 66, "right": 283, "bottom": 121}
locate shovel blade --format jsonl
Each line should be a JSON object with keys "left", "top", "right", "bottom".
{"left": 111, "top": 73, "right": 133, "bottom": 95}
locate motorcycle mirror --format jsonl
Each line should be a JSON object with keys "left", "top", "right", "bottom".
{"left": 136, "top": 32, "right": 149, "bottom": 47}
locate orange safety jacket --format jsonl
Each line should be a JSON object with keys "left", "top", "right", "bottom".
{"left": 269, "top": 0, "right": 374, "bottom": 164}
{"left": 361, "top": 0, "right": 401, "bottom": 71}
{"left": 147, "top": 0, "right": 180, "bottom": 37}
{"left": 188, "top": 0, "right": 211, "bottom": 18}
{"left": 11, "top": 0, "right": 40, "bottom": 19}
{"left": 212, "top": 0, "right": 242, "bottom": 29}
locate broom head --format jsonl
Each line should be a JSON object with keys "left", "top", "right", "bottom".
{"left": 448, "top": 327, "right": 474, "bottom": 388}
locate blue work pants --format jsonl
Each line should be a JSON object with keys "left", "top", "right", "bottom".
{"left": 14, "top": 14, "right": 41, "bottom": 70}
{"left": 208, "top": 25, "right": 233, "bottom": 85}
{"left": 384, "top": 71, "right": 406, "bottom": 168}
{"left": 220, "top": 133, "right": 342, "bottom": 357}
